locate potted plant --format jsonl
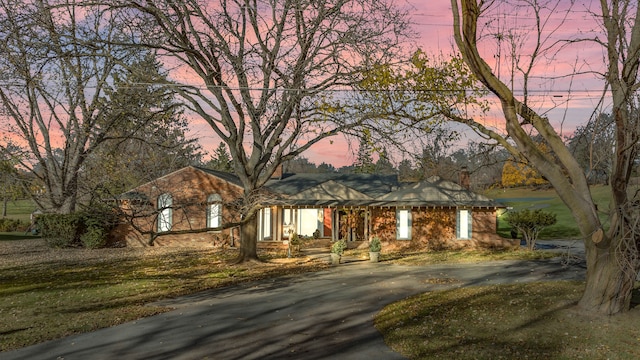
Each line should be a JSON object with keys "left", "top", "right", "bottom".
{"left": 330, "top": 240, "right": 347, "bottom": 265}
{"left": 369, "top": 236, "right": 382, "bottom": 263}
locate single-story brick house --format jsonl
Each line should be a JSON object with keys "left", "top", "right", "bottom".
{"left": 114, "top": 166, "right": 513, "bottom": 249}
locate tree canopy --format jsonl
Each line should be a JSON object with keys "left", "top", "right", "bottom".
{"left": 119, "top": 0, "right": 415, "bottom": 262}
{"left": 83, "top": 53, "right": 202, "bottom": 198}
{"left": 0, "top": 0, "right": 188, "bottom": 214}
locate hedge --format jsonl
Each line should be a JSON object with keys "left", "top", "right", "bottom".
{"left": 0, "top": 218, "right": 28, "bottom": 232}
{"left": 38, "top": 207, "right": 119, "bottom": 249}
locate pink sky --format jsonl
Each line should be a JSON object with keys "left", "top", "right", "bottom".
{"left": 1, "top": 1, "right": 607, "bottom": 170}
{"left": 192, "top": 0, "right": 608, "bottom": 168}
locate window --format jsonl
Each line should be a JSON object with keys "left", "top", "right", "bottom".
{"left": 259, "top": 207, "right": 272, "bottom": 240}
{"left": 207, "top": 194, "right": 222, "bottom": 229}
{"left": 457, "top": 209, "right": 472, "bottom": 239}
{"left": 396, "top": 209, "right": 412, "bottom": 240}
{"left": 283, "top": 208, "right": 293, "bottom": 226}
{"left": 157, "top": 193, "right": 172, "bottom": 232}
{"left": 297, "top": 208, "right": 323, "bottom": 237}
{"left": 283, "top": 208, "right": 295, "bottom": 238}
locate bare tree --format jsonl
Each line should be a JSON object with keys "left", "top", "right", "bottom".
{"left": 567, "top": 112, "right": 615, "bottom": 184}
{"left": 120, "top": 0, "right": 412, "bottom": 262}
{"left": 0, "top": 0, "right": 165, "bottom": 214}
{"left": 450, "top": 0, "right": 640, "bottom": 314}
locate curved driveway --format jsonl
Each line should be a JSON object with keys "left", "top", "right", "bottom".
{"left": 4, "top": 256, "right": 585, "bottom": 360}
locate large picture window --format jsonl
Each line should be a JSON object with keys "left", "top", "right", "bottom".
{"left": 396, "top": 209, "right": 412, "bottom": 240}
{"left": 297, "top": 208, "right": 323, "bottom": 237}
{"left": 457, "top": 209, "right": 472, "bottom": 239}
{"left": 281, "top": 208, "right": 326, "bottom": 238}
{"left": 207, "top": 194, "right": 222, "bottom": 229}
{"left": 157, "top": 193, "right": 173, "bottom": 232}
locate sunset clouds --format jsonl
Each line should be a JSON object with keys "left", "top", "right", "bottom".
{"left": 0, "top": 1, "right": 615, "bottom": 170}
{"left": 248, "top": 0, "right": 612, "bottom": 167}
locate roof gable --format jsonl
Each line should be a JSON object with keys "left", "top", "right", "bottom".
{"left": 122, "top": 166, "right": 243, "bottom": 196}
{"left": 265, "top": 173, "right": 398, "bottom": 198}
{"left": 192, "top": 166, "right": 243, "bottom": 188}
{"left": 376, "top": 177, "right": 498, "bottom": 207}
{"left": 289, "top": 180, "right": 372, "bottom": 200}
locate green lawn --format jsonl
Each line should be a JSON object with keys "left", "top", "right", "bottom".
{"left": 0, "top": 241, "right": 328, "bottom": 352}
{"left": 1, "top": 240, "right": 564, "bottom": 352}
{"left": 0, "top": 232, "right": 40, "bottom": 241}
{"left": 2, "top": 199, "right": 37, "bottom": 223}
{"left": 375, "top": 281, "right": 640, "bottom": 360}
{"left": 486, "top": 185, "right": 613, "bottom": 240}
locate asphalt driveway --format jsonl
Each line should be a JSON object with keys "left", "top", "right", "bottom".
{"left": 3, "top": 254, "right": 586, "bottom": 360}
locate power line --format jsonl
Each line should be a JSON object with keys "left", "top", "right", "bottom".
{"left": 0, "top": 80, "right": 613, "bottom": 95}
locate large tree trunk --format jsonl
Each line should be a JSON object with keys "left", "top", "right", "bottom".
{"left": 235, "top": 212, "right": 259, "bottom": 263}
{"left": 451, "top": 0, "right": 640, "bottom": 315}
{"left": 580, "top": 239, "right": 637, "bottom": 314}
{"left": 59, "top": 194, "right": 77, "bottom": 215}
{"left": 38, "top": 168, "right": 79, "bottom": 215}
{"left": 41, "top": 188, "right": 77, "bottom": 215}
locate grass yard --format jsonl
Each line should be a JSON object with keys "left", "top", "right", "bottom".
{"left": 375, "top": 282, "right": 640, "bottom": 360}
{"left": 0, "top": 232, "right": 40, "bottom": 241}
{"left": 0, "top": 238, "right": 328, "bottom": 352}
{"left": 384, "top": 248, "right": 560, "bottom": 264}
{"left": 0, "top": 237, "right": 565, "bottom": 353}
{"left": 5, "top": 236, "right": 638, "bottom": 359}
{"left": 2, "top": 199, "right": 37, "bottom": 223}
{"left": 486, "top": 185, "right": 613, "bottom": 240}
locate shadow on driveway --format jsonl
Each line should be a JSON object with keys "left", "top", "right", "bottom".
{"left": 3, "top": 257, "right": 585, "bottom": 360}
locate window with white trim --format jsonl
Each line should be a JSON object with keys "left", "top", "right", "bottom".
{"left": 207, "top": 194, "right": 222, "bottom": 229}
{"left": 297, "top": 208, "right": 323, "bottom": 237}
{"left": 283, "top": 208, "right": 293, "bottom": 226}
{"left": 282, "top": 208, "right": 295, "bottom": 238}
{"left": 457, "top": 209, "right": 472, "bottom": 239}
{"left": 259, "top": 207, "right": 272, "bottom": 240}
{"left": 157, "top": 193, "right": 172, "bottom": 232}
{"left": 396, "top": 209, "right": 412, "bottom": 240}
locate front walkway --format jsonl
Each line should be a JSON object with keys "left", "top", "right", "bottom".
{"left": 3, "top": 256, "right": 585, "bottom": 360}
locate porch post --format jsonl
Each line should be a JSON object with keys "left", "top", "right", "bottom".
{"left": 257, "top": 208, "right": 263, "bottom": 241}
{"left": 274, "top": 206, "right": 281, "bottom": 241}
{"left": 364, "top": 207, "right": 369, "bottom": 241}
{"left": 332, "top": 208, "right": 338, "bottom": 241}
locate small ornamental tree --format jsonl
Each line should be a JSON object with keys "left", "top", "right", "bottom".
{"left": 505, "top": 209, "right": 557, "bottom": 251}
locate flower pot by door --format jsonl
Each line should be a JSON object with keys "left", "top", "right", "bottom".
{"left": 369, "top": 251, "right": 380, "bottom": 263}
{"left": 330, "top": 253, "right": 341, "bottom": 265}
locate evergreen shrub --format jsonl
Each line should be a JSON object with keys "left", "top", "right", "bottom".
{"left": 39, "top": 213, "right": 82, "bottom": 248}
{"left": 0, "top": 218, "right": 27, "bottom": 232}
{"left": 39, "top": 206, "right": 119, "bottom": 249}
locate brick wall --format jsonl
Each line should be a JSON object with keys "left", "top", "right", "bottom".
{"left": 370, "top": 207, "right": 512, "bottom": 250}
{"left": 116, "top": 167, "right": 244, "bottom": 247}
{"left": 470, "top": 209, "right": 517, "bottom": 248}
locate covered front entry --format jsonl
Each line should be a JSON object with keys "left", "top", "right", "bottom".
{"left": 258, "top": 206, "right": 371, "bottom": 242}
{"left": 336, "top": 208, "right": 367, "bottom": 242}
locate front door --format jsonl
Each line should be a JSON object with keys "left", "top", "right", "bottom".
{"left": 337, "top": 209, "right": 366, "bottom": 242}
